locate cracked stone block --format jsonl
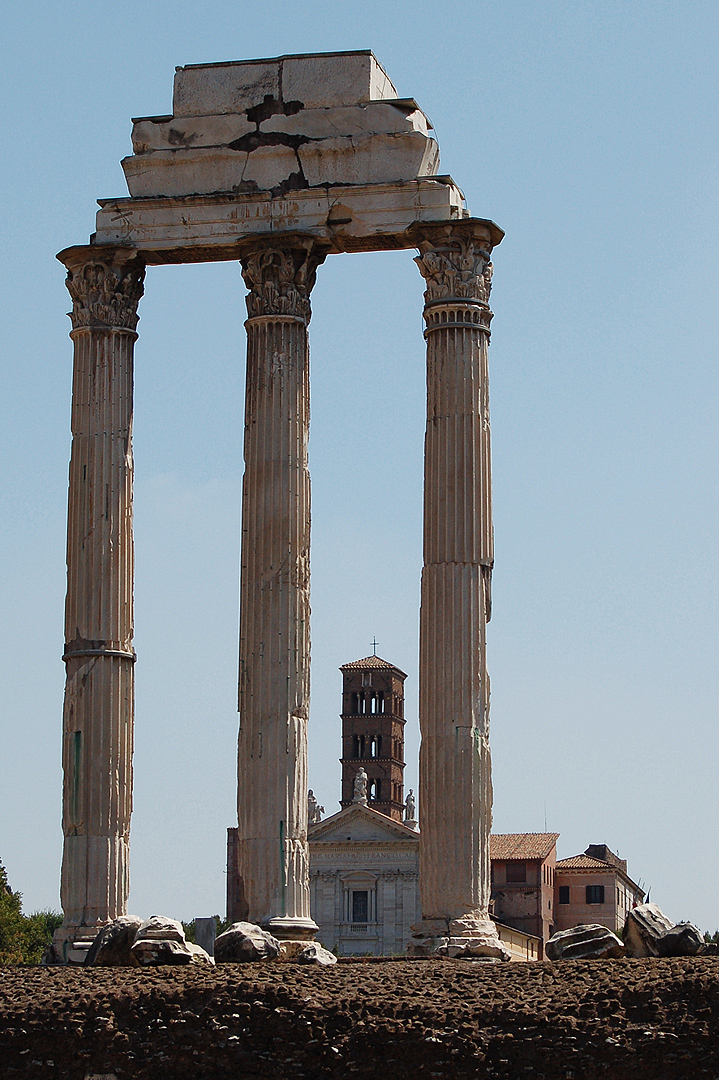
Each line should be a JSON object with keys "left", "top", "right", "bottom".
{"left": 298, "top": 132, "right": 439, "bottom": 187}
{"left": 173, "top": 60, "right": 280, "bottom": 117}
{"left": 172, "top": 51, "right": 397, "bottom": 118}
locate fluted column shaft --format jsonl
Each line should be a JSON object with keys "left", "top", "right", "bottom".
{"left": 416, "top": 224, "right": 496, "bottom": 925}
{"left": 236, "top": 242, "right": 325, "bottom": 937}
{"left": 58, "top": 249, "right": 144, "bottom": 940}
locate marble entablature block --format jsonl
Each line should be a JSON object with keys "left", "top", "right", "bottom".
{"left": 171, "top": 51, "right": 398, "bottom": 116}
{"left": 122, "top": 50, "right": 439, "bottom": 199}
{"left": 91, "top": 179, "right": 473, "bottom": 261}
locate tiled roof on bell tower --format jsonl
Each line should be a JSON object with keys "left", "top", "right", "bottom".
{"left": 340, "top": 655, "right": 408, "bottom": 678}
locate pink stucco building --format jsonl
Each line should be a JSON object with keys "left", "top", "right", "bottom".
{"left": 490, "top": 833, "right": 559, "bottom": 950}
{"left": 554, "top": 844, "right": 645, "bottom": 934}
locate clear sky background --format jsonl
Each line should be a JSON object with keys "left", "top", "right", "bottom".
{"left": 1, "top": 1, "right": 717, "bottom": 932}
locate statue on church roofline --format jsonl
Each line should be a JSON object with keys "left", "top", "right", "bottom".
{"left": 353, "top": 767, "right": 368, "bottom": 806}
{"left": 404, "top": 789, "right": 416, "bottom": 825}
{"left": 307, "top": 789, "right": 324, "bottom": 825}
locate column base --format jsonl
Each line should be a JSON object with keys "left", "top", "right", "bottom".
{"left": 47, "top": 923, "right": 105, "bottom": 965}
{"left": 262, "top": 916, "right": 318, "bottom": 943}
{"left": 408, "top": 915, "right": 511, "bottom": 961}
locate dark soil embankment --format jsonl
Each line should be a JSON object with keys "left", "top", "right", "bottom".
{"left": 1, "top": 956, "right": 717, "bottom": 1079}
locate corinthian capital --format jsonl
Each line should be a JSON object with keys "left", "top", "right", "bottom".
{"left": 240, "top": 242, "right": 327, "bottom": 322}
{"left": 63, "top": 250, "right": 145, "bottom": 331}
{"left": 413, "top": 223, "right": 498, "bottom": 308}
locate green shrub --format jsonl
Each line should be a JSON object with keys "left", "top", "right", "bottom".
{"left": 0, "top": 860, "right": 63, "bottom": 965}
{"left": 0, "top": 861, "right": 24, "bottom": 964}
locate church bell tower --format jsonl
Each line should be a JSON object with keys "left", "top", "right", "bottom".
{"left": 339, "top": 654, "right": 407, "bottom": 821}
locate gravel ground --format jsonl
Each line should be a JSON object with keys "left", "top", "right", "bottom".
{"left": 1, "top": 956, "right": 718, "bottom": 1079}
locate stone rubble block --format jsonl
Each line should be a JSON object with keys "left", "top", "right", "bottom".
{"left": 185, "top": 942, "right": 215, "bottom": 965}
{"left": 131, "top": 939, "right": 195, "bottom": 966}
{"left": 656, "top": 922, "right": 705, "bottom": 957}
{"left": 293, "top": 942, "right": 337, "bottom": 966}
{"left": 545, "top": 924, "right": 625, "bottom": 961}
{"left": 128, "top": 915, "right": 215, "bottom": 966}
{"left": 134, "top": 915, "right": 186, "bottom": 942}
{"left": 84, "top": 914, "right": 143, "bottom": 967}
{"left": 409, "top": 917, "right": 512, "bottom": 962}
{"left": 214, "top": 922, "right": 282, "bottom": 963}
{"left": 623, "top": 903, "right": 675, "bottom": 958}
{"left": 436, "top": 937, "right": 512, "bottom": 961}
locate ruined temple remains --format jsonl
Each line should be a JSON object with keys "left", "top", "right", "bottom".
{"left": 54, "top": 51, "right": 504, "bottom": 961}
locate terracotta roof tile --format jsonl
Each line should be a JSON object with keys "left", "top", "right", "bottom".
{"left": 339, "top": 655, "right": 407, "bottom": 677}
{"left": 490, "top": 833, "right": 559, "bottom": 861}
{"left": 556, "top": 854, "right": 613, "bottom": 870}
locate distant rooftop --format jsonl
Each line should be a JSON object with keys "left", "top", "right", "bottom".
{"left": 556, "top": 854, "right": 614, "bottom": 870}
{"left": 490, "top": 833, "right": 560, "bottom": 861}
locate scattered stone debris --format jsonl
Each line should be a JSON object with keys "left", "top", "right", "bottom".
{"left": 214, "top": 921, "right": 281, "bottom": 963}
{"left": 85, "top": 915, "right": 213, "bottom": 968}
{"left": 656, "top": 922, "right": 705, "bottom": 957}
{"left": 293, "top": 941, "right": 337, "bottom": 965}
{"left": 84, "top": 914, "right": 143, "bottom": 967}
{"left": 131, "top": 938, "right": 197, "bottom": 966}
{"left": 546, "top": 924, "right": 625, "bottom": 960}
{"left": 622, "top": 904, "right": 708, "bottom": 959}
{"left": 623, "top": 903, "right": 675, "bottom": 957}
{"left": 546, "top": 905, "right": 710, "bottom": 964}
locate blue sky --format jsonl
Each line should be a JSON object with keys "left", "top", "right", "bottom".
{"left": 1, "top": 1, "right": 718, "bottom": 930}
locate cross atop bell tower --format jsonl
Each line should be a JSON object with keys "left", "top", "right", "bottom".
{"left": 339, "top": 654, "right": 407, "bottom": 821}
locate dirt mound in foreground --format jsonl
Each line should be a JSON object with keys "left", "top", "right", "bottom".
{"left": 1, "top": 956, "right": 717, "bottom": 1079}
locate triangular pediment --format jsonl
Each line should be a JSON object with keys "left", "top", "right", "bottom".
{"left": 309, "top": 803, "right": 419, "bottom": 844}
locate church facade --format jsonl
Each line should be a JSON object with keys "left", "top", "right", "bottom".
{"left": 308, "top": 653, "right": 420, "bottom": 955}
{"left": 308, "top": 802, "right": 420, "bottom": 956}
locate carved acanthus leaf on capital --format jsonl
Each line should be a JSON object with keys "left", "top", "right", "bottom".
{"left": 415, "top": 235, "right": 493, "bottom": 307}
{"left": 241, "top": 244, "right": 326, "bottom": 322}
{"left": 66, "top": 259, "right": 145, "bottom": 331}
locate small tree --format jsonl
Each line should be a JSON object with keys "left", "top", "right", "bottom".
{"left": 21, "top": 911, "right": 64, "bottom": 964}
{"left": 0, "top": 860, "right": 63, "bottom": 964}
{"left": 0, "top": 860, "right": 24, "bottom": 964}
{"left": 704, "top": 929, "right": 719, "bottom": 945}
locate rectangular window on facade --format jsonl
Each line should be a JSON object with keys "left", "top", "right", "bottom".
{"left": 586, "top": 884, "right": 605, "bottom": 905}
{"left": 352, "top": 890, "right": 369, "bottom": 923}
{"left": 506, "top": 862, "right": 527, "bottom": 883}
{"left": 558, "top": 885, "right": 570, "bottom": 905}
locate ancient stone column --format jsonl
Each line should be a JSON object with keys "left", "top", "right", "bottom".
{"left": 55, "top": 247, "right": 144, "bottom": 959}
{"left": 410, "top": 223, "right": 508, "bottom": 958}
{"left": 236, "top": 240, "right": 326, "bottom": 939}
